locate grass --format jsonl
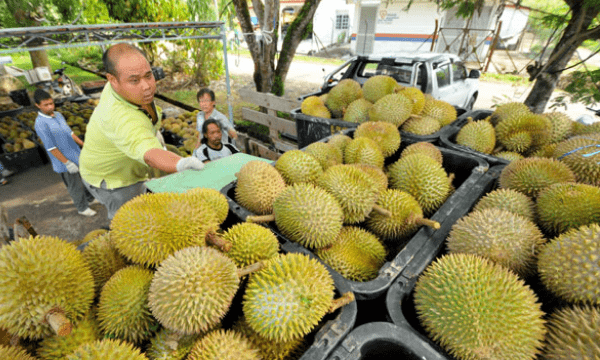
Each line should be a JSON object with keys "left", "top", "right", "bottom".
{"left": 237, "top": 48, "right": 346, "bottom": 66}
{"left": 480, "top": 72, "right": 530, "bottom": 85}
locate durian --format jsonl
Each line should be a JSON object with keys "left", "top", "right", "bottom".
{"left": 400, "top": 115, "right": 442, "bottom": 135}
{"left": 343, "top": 137, "right": 385, "bottom": 169}
{"left": 146, "top": 329, "right": 198, "bottom": 360}
{"left": 368, "top": 93, "right": 413, "bottom": 126}
{"left": 455, "top": 119, "right": 496, "bottom": 154}
{"left": 553, "top": 133, "right": 600, "bottom": 186}
{"left": 66, "top": 339, "right": 148, "bottom": 360}
{"left": 304, "top": 142, "right": 343, "bottom": 170}
{"left": 0, "top": 345, "right": 38, "bottom": 360}
{"left": 472, "top": 188, "right": 536, "bottom": 221}
{"left": 274, "top": 149, "right": 323, "bottom": 185}
{"left": 82, "top": 233, "right": 128, "bottom": 297}
{"left": 498, "top": 157, "right": 576, "bottom": 197}
{"left": 235, "top": 161, "right": 286, "bottom": 215}
{"left": 542, "top": 305, "right": 600, "bottom": 359}
{"left": 354, "top": 121, "right": 401, "bottom": 158}
{"left": 185, "top": 188, "right": 229, "bottom": 224}
{"left": 343, "top": 98, "right": 373, "bottom": 123}
{"left": 400, "top": 142, "right": 443, "bottom": 165}
{"left": 222, "top": 223, "right": 280, "bottom": 268}
{"left": 186, "top": 329, "right": 260, "bottom": 360}
{"left": 325, "top": 79, "right": 363, "bottom": 118}
{"left": 37, "top": 315, "right": 101, "bottom": 360}
{"left": 362, "top": 75, "right": 397, "bottom": 103}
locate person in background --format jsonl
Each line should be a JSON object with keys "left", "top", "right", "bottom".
{"left": 195, "top": 88, "right": 238, "bottom": 148}
{"left": 79, "top": 43, "right": 204, "bottom": 220}
{"left": 0, "top": 162, "right": 13, "bottom": 186}
{"left": 194, "top": 119, "right": 239, "bottom": 163}
{"left": 33, "top": 89, "right": 97, "bottom": 216}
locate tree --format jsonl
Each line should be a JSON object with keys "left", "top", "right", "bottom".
{"left": 232, "top": 0, "right": 320, "bottom": 95}
{"left": 420, "top": 0, "right": 600, "bottom": 113}
{"left": 1, "top": 0, "right": 81, "bottom": 70}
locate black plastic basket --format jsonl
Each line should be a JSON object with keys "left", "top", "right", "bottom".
{"left": 0, "top": 140, "right": 45, "bottom": 172}
{"left": 439, "top": 110, "right": 511, "bottom": 167}
{"left": 221, "top": 132, "right": 490, "bottom": 301}
{"left": 399, "top": 106, "right": 467, "bottom": 145}
{"left": 325, "top": 322, "right": 448, "bottom": 360}
{"left": 9, "top": 89, "right": 31, "bottom": 107}
{"left": 292, "top": 107, "right": 360, "bottom": 149}
{"left": 0, "top": 106, "right": 24, "bottom": 118}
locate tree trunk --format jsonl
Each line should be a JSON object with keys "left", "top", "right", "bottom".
{"left": 524, "top": 3, "right": 599, "bottom": 113}
{"left": 29, "top": 50, "right": 51, "bottom": 71}
{"left": 272, "top": 0, "right": 321, "bottom": 96}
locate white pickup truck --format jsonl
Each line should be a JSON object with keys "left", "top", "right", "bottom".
{"left": 320, "top": 52, "right": 481, "bottom": 110}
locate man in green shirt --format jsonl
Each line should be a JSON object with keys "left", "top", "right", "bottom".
{"left": 80, "top": 43, "right": 204, "bottom": 220}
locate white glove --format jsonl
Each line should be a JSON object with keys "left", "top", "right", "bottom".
{"left": 176, "top": 157, "right": 204, "bottom": 172}
{"left": 65, "top": 160, "right": 79, "bottom": 174}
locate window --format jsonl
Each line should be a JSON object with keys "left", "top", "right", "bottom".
{"left": 336, "top": 14, "right": 349, "bottom": 30}
{"left": 359, "top": 62, "right": 379, "bottom": 77}
{"left": 435, "top": 64, "right": 451, "bottom": 88}
{"left": 452, "top": 63, "right": 467, "bottom": 82}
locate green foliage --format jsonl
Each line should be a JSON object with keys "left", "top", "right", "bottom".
{"left": 560, "top": 68, "right": 600, "bottom": 105}
{"left": 82, "top": 0, "right": 113, "bottom": 24}
{"left": 1, "top": 0, "right": 81, "bottom": 27}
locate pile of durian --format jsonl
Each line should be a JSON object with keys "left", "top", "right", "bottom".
{"left": 0, "top": 116, "right": 37, "bottom": 153}
{"left": 160, "top": 111, "right": 200, "bottom": 156}
{"left": 300, "top": 75, "right": 458, "bottom": 136}
{"left": 17, "top": 99, "right": 98, "bottom": 139}
{"left": 234, "top": 122, "right": 466, "bottom": 283}
{"left": 411, "top": 154, "right": 600, "bottom": 360}
{"left": 454, "top": 101, "right": 600, "bottom": 164}
{"left": 0, "top": 188, "right": 354, "bottom": 360}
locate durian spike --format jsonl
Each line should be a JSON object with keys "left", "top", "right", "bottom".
{"left": 165, "top": 330, "right": 184, "bottom": 351}
{"left": 329, "top": 292, "right": 355, "bottom": 313}
{"left": 237, "top": 261, "right": 265, "bottom": 278}
{"left": 45, "top": 307, "right": 72, "bottom": 336}
{"left": 205, "top": 231, "right": 232, "bottom": 252}
{"left": 246, "top": 214, "right": 276, "bottom": 223}
{"left": 372, "top": 204, "right": 392, "bottom": 217}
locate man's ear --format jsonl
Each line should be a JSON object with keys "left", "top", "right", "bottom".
{"left": 106, "top": 72, "right": 118, "bottom": 87}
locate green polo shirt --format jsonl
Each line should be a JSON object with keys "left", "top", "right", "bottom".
{"left": 80, "top": 83, "right": 163, "bottom": 189}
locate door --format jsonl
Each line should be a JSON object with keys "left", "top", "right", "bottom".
{"left": 355, "top": 6, "right": 376, "bottom": 55}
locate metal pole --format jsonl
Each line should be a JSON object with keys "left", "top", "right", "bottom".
{"left": 430, "top": 19, "right": 438, "bottom": 52}
{"left": 484, "top": 20, "right": 502, "bottom": 72}
{"left": 221, "top": 24, "right": 234, "bottom": 124}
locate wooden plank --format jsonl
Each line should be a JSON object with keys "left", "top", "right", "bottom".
{"left": 248, "top": 139, "right": 281, "bottom": 160}
{"left": 235, "top": 132, "right": 250, "bottom": 154}
{"left": 241, "top": 108, "right": 297, "bottom": 137}
{"left": 273, "top": 138, "right": 297, "bottom": 153}
{"left": 238, "top": 88, "right": 300, "bottom": 112}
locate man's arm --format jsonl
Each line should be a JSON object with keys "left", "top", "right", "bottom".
{"left": 72, "top": 133, "right": 84, "bottom": 147}
{"left": 144, "top": 148, "right": 205, "bottom": 173}
{"left": 49, "top": 148, "right": 69, "bottom": 163}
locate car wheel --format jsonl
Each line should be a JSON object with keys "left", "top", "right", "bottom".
{"left": 466, "top": 95, "right": 477, "bottom": 110}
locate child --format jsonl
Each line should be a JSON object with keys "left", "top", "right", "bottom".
{"left": 195, "top": 88, "right": 238, "bottom": 148}
{"left": 33, "top": 89, "right": 97, "bottom": 216}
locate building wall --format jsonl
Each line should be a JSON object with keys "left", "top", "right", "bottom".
{"left": 312, "top": 0, "right": 355, "bottom": 47}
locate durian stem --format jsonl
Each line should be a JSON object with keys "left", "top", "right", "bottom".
{"left": 416, "top": 217, "right": 440, "bottom": 230}
{"left": 45, "top": 308, "right": 72, "bottom": 336}
{"left": 237, "top": 261, "right": 265, "bottom": 277}
{"left": 165, "top": 330, "right": 184, "bottom": 351}
{"left": 246, "top": 214, "right": 276, "bottom": 223}
{"left": 448, "top": 173, "right": 455, "bottom": 184}
{"left": 329, "top": 292, "right": 355, "bottom": 313}
{"left": 10, "top": 335, "right": 19, "bottom": 347}
{"left": 205, "top": 232, "right": 232, "bottom": 252}
{"left": 372, "top": 204, "right": 392, "bottom": 217}
{"left": 408, "top": 114, "right": 422, "bottom": 120}
{"left": 493, "top": 145, "right": 504, "bottom": 153}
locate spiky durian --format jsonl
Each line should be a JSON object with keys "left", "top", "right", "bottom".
{"left": 397, "top": 86, "right": 425, "bottom": 115}
{"left": 538, "top": 224, "right": 600, "bottom": 304}
{"left": 327, "top": 134, "right": 352, "bottom": 156}
{"left": 37, "top": 315, "right": 101, "bottom": 360}
{"left": 82, "top": 233, "right": 128, "bottom": 297}
{"left": 387, "top": 153, "right": 451, "bottom": 216}
{"left": 529, "top": 143, "right": 557, "bottom": 158}
{"left": 368, "top": 93, "right": 413, "bottom": 126}
{"left": 111, "top": 192, "right": 223, "bottom": 267}
{"left": 421, "top": 98, "right": 457, "bottom": 127}
{"left": 455, "top": 119, "right": 496, "bottom": 154}
{"left": 0, "top": 236, "right": 94, "bottom": 339}
{"left": 542, "top": 111, "right": 573, "bottom": 143}
{"left": 493, "top": 151, "right": 524, "bottom": 162}
{"left": 325, "top": 79, "right": 363, "bottom": 118}
{"left": 400, "top": 116, "right": 442, "bottom": 135}
{"left": 304, "top": 142, "right": 343, "bottom": 170}
{"left": 571, "top": 121, "right": 600, "bottom": 135}
{"left": 0, "top": 345, "right": 37, "bottom": 360}
{"left": 414, "top": 253, "right": 546, "bottom": 360}
{"left": 316, "top": 165, "right": 381, "bottom": 224}
{"left": 343, "top": 137, "right": 385, "bottom": 169}
{"left": 243, "top": 253, "right": 335, "bottom": 342}
{"left": 495, "top": 113, "right": 552, "bottom": 153}
{"left": 366, "top": 189, "right": 438, "bottom": 242}
{"left": 233, "top": 317, "right": 305, "bottom": 360}
{"left": 553, "top": 133, "right": 600, "bottom": 186}
{"left": 82, "top": 228, "right": 109, "bottom": 243}
{"left": 536, "top": 182, "right": 600, "bottom": 235}
{"left": 222, "top": 223, "right": 280, "bottom": 268}
{"left": 185, "top": 188, "right": 229, "bottom": 224}
{"left": 66, "top": 339, "right": 148, "bottom": 360}
{"left": 361, "top": 75, "right": 397, "bottom": 103}
{"left": 489, "top": 102, "right": 530, "bottom": 126}
{"left": 274, "top": 149, "right": 323, "bottom": 185}
{"left": 97, "top": 266, "right": 157, "bottom": 343}
{"left": 301, "top": 96, "right": 324, "bottom": 114}
{"left": 315, "top": 226, "right": 386, "bottom": 282}
{"left": 400, "top": 142, "right": 443, "bottom": 165}
{"left": 542, "top": 305, "right": 600, "bottom": 359}
{"left": 148, "top": 247, "right": 240, "bottom": 335}
{"left": 146, "top": 329, "right": 199, "bottom": 360}
{"left": 343, "top": 98, "right": 373, "bottom": 123}
{"left": 472, "top": 188, "right": 536, "bottom": 222}
{"left": 187, "top": 329, "right": 260, "bottom": 360}
{"left": 235, "top": 160, "right": 286, "bottom": 215}
{"left": 498, "top": 157, "right": 576, "bottom": 197}
{"left": 250, "top": 183, "right": 343, "bottom": 249}
{"left": 348, "top": 163, "right": 388, "bottom": 193}
{"left": 447, "top": 208, "right": 546, "bottom": 277}
{"left": 354, "top": 121, "right": 400, "bottom": 158}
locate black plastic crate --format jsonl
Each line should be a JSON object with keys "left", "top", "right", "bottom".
{"left": 399, "top": 106, "right": 467, "bottom": 145}
{"left": 439, "top": 109, "right": 511, "bottom": 167}
{"left": 221, "top": 133, "right": 489, "bottom": 300}
{"left": 9, "top": 89, "right": 31, "bottom": 107}
{"left": 384, "top": 165, "right": 515, "bottom": 360}
{"left": 0, "top": 106, "right": 24, "bottom": 118}
{"left": 0, "top": 141, "right": 45, "bottom": 172}
{"left": 292, "top": 107, "right": 360, "bottom": 149}
{"left": 325, "top": 322, "right": 448, "bottom": 360}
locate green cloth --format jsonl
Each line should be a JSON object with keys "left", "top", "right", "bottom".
{"left": 145, "top": 153, "right": 272, "bottom": 193}
{"left": 80, "top": 82, "right": 163, "bottom": 189}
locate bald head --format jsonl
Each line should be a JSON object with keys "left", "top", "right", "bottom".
{"left": 103, "top": 43, "right": 148, "bottom": 78}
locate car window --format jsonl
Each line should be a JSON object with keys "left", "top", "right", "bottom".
{"left": 436, "top": 64, "right": 451, "bottom": 88}
{"left": 452, "top": 63, "right": 467, "bottom": 82}
{"left": 376, "top": 64, "right": 412, "bottom": 84}
{"left": 358, "top": 63, "right": 379, "bottom": 78}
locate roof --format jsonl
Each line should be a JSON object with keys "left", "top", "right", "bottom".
{"left": 363, "top": 52, "right": 460, "bottom": 63}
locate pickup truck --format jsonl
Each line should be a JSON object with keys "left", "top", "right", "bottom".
{"left": 320, "top": 52, "right": 481, "bottom": 110}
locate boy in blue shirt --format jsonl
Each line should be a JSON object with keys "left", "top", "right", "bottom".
{"left": 33, "top": 89, "right": 97, "bottom": 217}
